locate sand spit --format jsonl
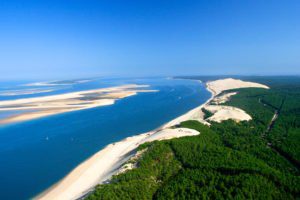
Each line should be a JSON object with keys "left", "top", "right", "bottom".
{"left": 0, "top": 84, "right": 157, "bottom": 124}
{"left": 36, "top": 128, "right": 199, "bottom": 200}
{"left": 0, "top": 88, "right": 56, "bottom": 96}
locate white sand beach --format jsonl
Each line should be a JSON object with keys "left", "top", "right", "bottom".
{"left": 36, "top": 78, "right": 269, "bottom": 200}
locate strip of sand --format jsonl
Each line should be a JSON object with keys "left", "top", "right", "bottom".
{"left": 0, "top": 85, "right": 157, "bottom": 124}
{"left": 36, "top": 78, "right": 269, "bottom": 200}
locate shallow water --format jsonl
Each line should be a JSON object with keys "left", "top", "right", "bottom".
{"left": 0, "top": 77, "right": 210, "bottom": 199}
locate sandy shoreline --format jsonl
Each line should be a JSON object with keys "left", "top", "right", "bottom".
{"left": 35, "top": 78, "right": 269, "bottom": 200}
{"left": 161, "top": 81, "right": 215, "bottom": 128}
{"left": 35, "top": 128, "right": 200, "bottom": 200}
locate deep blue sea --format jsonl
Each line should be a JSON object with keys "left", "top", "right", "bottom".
{"left": 0, "top": 77, "right": 210, "bottom": 199}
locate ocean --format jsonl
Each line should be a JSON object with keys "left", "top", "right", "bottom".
{"left": 0, "top": 77, "right": 210, "bottom": 199}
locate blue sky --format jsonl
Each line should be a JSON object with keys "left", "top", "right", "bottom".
{"left": 0, "top": 0, "right": 299, "bottom": 79}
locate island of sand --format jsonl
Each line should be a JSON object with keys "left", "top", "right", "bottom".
{"left": 36, "top": 78, "right": 269, "bottom": 200}
{"left": 0, "top": 84, "right": 157, "bottom": 125}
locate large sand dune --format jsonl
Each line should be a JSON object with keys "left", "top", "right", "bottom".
{"left": 207, "top": 78, "right": 269, "bottom": 95}
{"left": 163, "top": 78, "right": 269, "bottom": 126}
{"left": 205, "top": 105, "right": 252, "bottom": 122}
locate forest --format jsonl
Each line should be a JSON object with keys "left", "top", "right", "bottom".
{"left": 87, "top": 76, "right": 300, "bottom": 200}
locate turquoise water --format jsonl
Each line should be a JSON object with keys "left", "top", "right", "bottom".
{"left": 0, "top": 77, "right": 210, "bottom": 199}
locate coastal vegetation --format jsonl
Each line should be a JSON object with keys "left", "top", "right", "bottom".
{"left": 201, "top": 107, "right": 213, "bottom": 120}
{"left": 87, "top": 77, "right": 300, "bottom": 199}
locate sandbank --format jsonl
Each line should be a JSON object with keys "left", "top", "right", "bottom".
{"left": 0, "top": 85, "right": 157, "bottom": 124}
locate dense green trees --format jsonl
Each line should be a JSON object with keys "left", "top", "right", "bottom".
{"left": 87, "top": 77, "right": 300, "bottom": 199}
{"left": 201, "top": 108, "right": 213, "bottom": 119}
{"left": 224, "top": 82, "right": 300, "bottom": 168}
{"left": 155, "top": 169, "right": 291, "bottom": 200}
